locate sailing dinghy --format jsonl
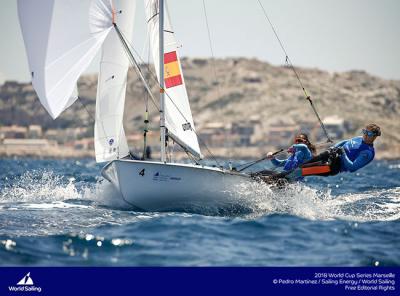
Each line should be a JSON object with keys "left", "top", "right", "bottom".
{"left": 18, "top": 0, "right": 253, "bottom": 211}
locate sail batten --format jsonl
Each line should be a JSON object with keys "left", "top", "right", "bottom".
{"left": 94, "top": 0, "right": 136, "bottom": 163}
{"left": 144, "top": 0, "right": 202, "bottom": 159}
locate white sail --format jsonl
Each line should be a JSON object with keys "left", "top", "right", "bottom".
{"left": 144, "top": 0, "right": 202, "bottom": 159}
{"left": 18, "top": 0, "right": 114, "bottom": 119}
{"left": 95, "top": 0, "right": 136, "bottom": 163}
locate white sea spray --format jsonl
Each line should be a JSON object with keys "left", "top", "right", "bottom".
{"left": 231, "top": 179, "right": 400, "bottom": 222}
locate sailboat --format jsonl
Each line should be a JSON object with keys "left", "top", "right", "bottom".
{"left": 18, "top": 0, "right": 253, "bottom": 211}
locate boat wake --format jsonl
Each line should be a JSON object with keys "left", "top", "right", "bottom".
{"left": 232, "top": 180, "right": 400, "bottom": 222}
{"left": 1, "top": 170, "right": 399, "bottom": 223}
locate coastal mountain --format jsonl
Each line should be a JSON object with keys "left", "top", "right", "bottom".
{"left": 1, "top": 57, "right": 399, "bottom": 157}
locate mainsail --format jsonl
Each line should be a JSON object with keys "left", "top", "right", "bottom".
{"left": 17, "top": 0, "right": 114, "bottom": 119}
{"left": 144, "top": 0, "right": 202, "bottom": 159}
{"left": 94, "top": 0, "right": 136, "bottom": 162}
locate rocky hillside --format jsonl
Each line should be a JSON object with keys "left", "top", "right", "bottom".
{"left": 1, "top": 57, "right": 399, "bottom": 157}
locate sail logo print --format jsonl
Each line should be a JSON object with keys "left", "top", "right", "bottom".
{"left": 8, "top": 272, "right": 42, "bottom": 293}
{"left": 182, "top": 123, "right": 192, "bottom": 131}
{"left": 108, "top": 138, "right": 117, "bottom": 153}
{"left": 153, "top": 172, "right": 181, "bottom": 182}
{"left": 164, "top": 51, "right": 183, "bottom": 88}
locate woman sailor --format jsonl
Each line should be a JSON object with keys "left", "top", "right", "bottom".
{"left": 267, "top": 133, "right": 316, "bottom": 173}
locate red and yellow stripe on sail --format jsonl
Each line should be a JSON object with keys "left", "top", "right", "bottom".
{"left": 164, "top": 51, "right": 183, "bottom": 88}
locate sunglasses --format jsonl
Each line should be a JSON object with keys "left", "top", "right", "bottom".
{"left": 362, "top": 129, "right": 380, "bottom": 137}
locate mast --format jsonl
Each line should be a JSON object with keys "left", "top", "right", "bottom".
{"left": 159, "top": 0, "right": 166, "bottom": 162}
{"left": 144, "top": 0, "right": 202, "bottom": 159}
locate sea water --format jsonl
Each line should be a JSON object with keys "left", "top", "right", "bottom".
{"left": 0, "top": 158, "right": 399, "bottom": 266}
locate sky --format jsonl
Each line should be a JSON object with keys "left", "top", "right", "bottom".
{"left": 1, "top": 0, "right": 399, "bottom": 84}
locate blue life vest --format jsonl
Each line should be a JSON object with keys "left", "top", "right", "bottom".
{"left": 341, "top": 137, "right": 375, "bottom": 172}
{"left": 343, "top": 137, "right": 374, "bottom": 161}
{"left": 283, "top": 144, "right": 312, "bottom": 171}
{"left": 283, "top": 154, "right": 300, "bottom": 171}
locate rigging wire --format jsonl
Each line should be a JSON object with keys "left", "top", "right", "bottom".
{"left": 77, "top": 96, "right": 109, "bottom": 155}
{"left": 185, "top": 149, "right": 200, "bottom": 165}
{"left": 140, "top": 20, "right": 150, "bottom": 159}
{"left": 256, "top": 0, "right": 332, "bottom": 143}
{"left": 202, "top": 0, "right": 233, "bottom": 164}
{"left": 142, "top": 42, "right": 151, "bottom": 160}
{"left": 119, "top": 28, "right": 196, "bottom": 133}
{"left": 202, "top": 0, "right": 221, "bottom": 99}
{"left": 116, "top": 25, "right": 222, "bottom": 167}
{"left": 114, "top": 24, "right": 160, "bottom": 112}
{"left": 234, "top": 137, "right": 335, "bottom": 172}
{"left": 236, "top": 148, "right": 284, "bottom": 172}
{"left": 77, "top": 96, "right": 96, "bottom": 124}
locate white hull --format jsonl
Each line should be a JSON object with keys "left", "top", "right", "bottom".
{"left": 101, "top": 159, "right": 254, "bottom": 211}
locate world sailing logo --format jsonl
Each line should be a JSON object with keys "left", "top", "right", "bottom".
{"left": 17, "top": 273, "right": 34, "bottom": 285}
{"left": 8, "top": 272, "right": 42, "bottom": 293}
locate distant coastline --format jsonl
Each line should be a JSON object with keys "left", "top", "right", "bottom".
{"left": 1, "top": 146, "right": 398, "bottom": 161}
{"left": 1, "top": 57, "right": 399, "bottom": 160}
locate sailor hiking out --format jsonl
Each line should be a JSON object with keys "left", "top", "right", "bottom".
{"left": 252, "top": 133, "right": 316, "bottom": 183}
{"left": 267, "top": 133, "right": 316, "bottom": 172}
{"left": 285, "top": 123, "right": 381, "bottom": 180}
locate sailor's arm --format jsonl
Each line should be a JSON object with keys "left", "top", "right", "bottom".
{"left": 271, "top": 144, "right": 308, "bottom": 167}
{"left": 267, "top": 151, "right": 286, "bottom": 167}
{"left": 333, "top": 140, "right": 348, "bottom": 148}
{"left": 292, "top": 144, "right": 312, "bottom": 161}
{"left": 341, "top": 150, "right": 373, "bottom": 172}
{"left": 271, "top": 157, "right": 286, "bottom": 167}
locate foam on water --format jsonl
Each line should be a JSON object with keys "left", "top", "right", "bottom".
{"left": 0, "top": 170, "right": 127, "bottom": 209}
{"left": 233, "top": 180, "right": 400, "bottom": 222}
{"left": 0, "top": 171, "right": 80, "bottom": 204}
{"left": 81, "top": 179, "right": 139, "bottom": 210}
{"left": 1, "top": 169, "right": 399, "bottom": 224}
{"left": 0, "top": 161, "right": 399, "bottom": 266}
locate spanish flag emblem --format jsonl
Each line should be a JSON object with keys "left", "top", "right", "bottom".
{"left": 164, "top": 51, "right": 183, "bottom": 88}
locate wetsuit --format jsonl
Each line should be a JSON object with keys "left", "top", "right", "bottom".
{"left": 271, "top": 143, "right": 313, "bottom": 171}
{"left": 301, "top": 136, "right": 375, "bottom": 177}
{"left": 253, "top": 144, "right": 313, "bottom": 182}
{"left": 254, "top": 137, "right": 375, "bottom": 183}
{"left": 334, "top": 136, "right": 375, "bottom": 172}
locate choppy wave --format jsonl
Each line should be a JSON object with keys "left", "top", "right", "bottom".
{"left": 1, "top": 169, "right": 399, "bottom": 225}
{"left": 0, "top": 159, "right": 399, "bottom": 266}
{"left": 0, "top": 170, "right": 128, "bottom": 209}
{"left": 0, "top": 170, "right": 79, "bottom": 203}
{"left": 233, "top": 181, "right": 400, "bottom": 222}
